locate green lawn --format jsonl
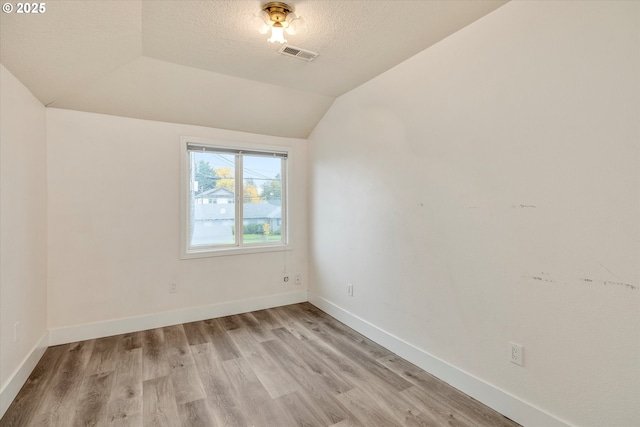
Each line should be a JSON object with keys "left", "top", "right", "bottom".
{"left": 242, "top": 234, "right": 282, "bottom": 243}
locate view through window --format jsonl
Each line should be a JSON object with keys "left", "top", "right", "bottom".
{"left": 185, "top": 142, "right": 287, "bottom": 255}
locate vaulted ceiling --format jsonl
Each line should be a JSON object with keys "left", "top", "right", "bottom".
{"left": 0, "top": 0, "right": 507, "bottom": 138}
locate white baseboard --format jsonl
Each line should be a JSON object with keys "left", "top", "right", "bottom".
{"left": 308, "top": 294, "right": 571, "bottom": 427}
{"left": 49, "top": 290, "right": 308, "bottom": 346}
{"left": 0, "top": 330, "right": 49, "bottom": 418}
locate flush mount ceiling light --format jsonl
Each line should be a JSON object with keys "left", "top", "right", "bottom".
{"left": 254, "top": 2, "right": 304, "bottom": 44}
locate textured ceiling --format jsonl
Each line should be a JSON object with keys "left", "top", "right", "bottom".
{"left": 0, "top": 0, "right": 507, "bottom": 138}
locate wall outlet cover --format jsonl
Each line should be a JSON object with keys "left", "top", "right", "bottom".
{"left": 509, "top": 342, "right": 523, "bottom": 366}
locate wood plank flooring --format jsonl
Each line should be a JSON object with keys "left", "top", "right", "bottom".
{"left": 1, "top": 303, "right": 520, "bottom": 427}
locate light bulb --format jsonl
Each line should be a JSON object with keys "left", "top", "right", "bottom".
{"left": 268, "top": 23, "right": 287, "bottom": 43}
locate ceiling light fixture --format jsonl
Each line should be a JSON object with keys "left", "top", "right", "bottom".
{"left": 254, "top": 2, "right": 304, "bottom": 44}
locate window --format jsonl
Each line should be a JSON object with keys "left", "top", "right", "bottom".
{"left": 181, "top": 138, "right": 289, "bottom": 258}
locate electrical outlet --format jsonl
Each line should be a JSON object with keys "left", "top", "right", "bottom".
{"left": 295, "top": 274, "right": 302, "bottom": 285}
{"left": 283, "top": 274, "right": 290, "bottom": 283}
{"left": 509, "top": 342, "right": 523, "bottom": 366}
{"left": 347, "top": 283, "right": 354, "bottom": 297}
{"left": 170, "top": 283, "right": 177, "bottom": 293}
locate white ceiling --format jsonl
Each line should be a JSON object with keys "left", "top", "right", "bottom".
{"left": 0, "top": 0, "right": 507, "bottom": 138}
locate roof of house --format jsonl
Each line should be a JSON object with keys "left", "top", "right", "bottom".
{"left": 194, "top": 202, "right": 281, "bottom": 221}
{"left": 196, "top": 187, "right": 235, "bottom": 198}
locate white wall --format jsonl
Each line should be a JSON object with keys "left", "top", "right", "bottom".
{"left": 46, "top": 109, "right": 308, "bottom": 341}
{"left": 0, "top": 65, "right": 48, "bottom": 414}
{"left": 308, "top": 2, "right": 639, "bottom": 427}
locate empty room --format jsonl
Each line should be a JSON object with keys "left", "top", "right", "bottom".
{"left": 1, "top": 1, "right": 638, "bottom": 426}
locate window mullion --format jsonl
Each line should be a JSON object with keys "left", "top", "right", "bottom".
{"left": 281, "top": 158, "right": 287, "bottom": 245}
{"left": 236, "top": 154, "right": 243, "bottom": 247}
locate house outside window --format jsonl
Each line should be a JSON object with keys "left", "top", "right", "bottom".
{"left": 181, "top": 137, "right": 289, "bottom": 258}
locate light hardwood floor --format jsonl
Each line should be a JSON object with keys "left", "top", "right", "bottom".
{"left": 1, "top": 303, "right": 520, "bottom": 427}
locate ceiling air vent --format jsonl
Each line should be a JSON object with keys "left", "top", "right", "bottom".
{"left": 278, "top": 45, "right": 319, "bottom": 62}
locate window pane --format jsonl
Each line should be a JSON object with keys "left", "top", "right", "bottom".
{"left": 190, "top": 152, "right": 235, "bottom": 247}
{"left": 242, "top": 155, "right": 283, "bottom": 244}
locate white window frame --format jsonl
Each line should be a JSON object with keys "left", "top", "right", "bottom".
{"left": 180, "top": 136, "right": 291, "bottom": 259}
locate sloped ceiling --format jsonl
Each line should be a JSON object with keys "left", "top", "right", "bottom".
{"left": 0, "top": 0, "right": 507, "bottom": 138}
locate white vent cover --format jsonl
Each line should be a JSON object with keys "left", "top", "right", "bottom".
{"left": 278, "top": 45, "right": 319, "bottom": 62}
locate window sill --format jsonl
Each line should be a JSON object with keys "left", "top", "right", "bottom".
{"left": 181, "top": 243, "right": 292, "bottom": 259}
